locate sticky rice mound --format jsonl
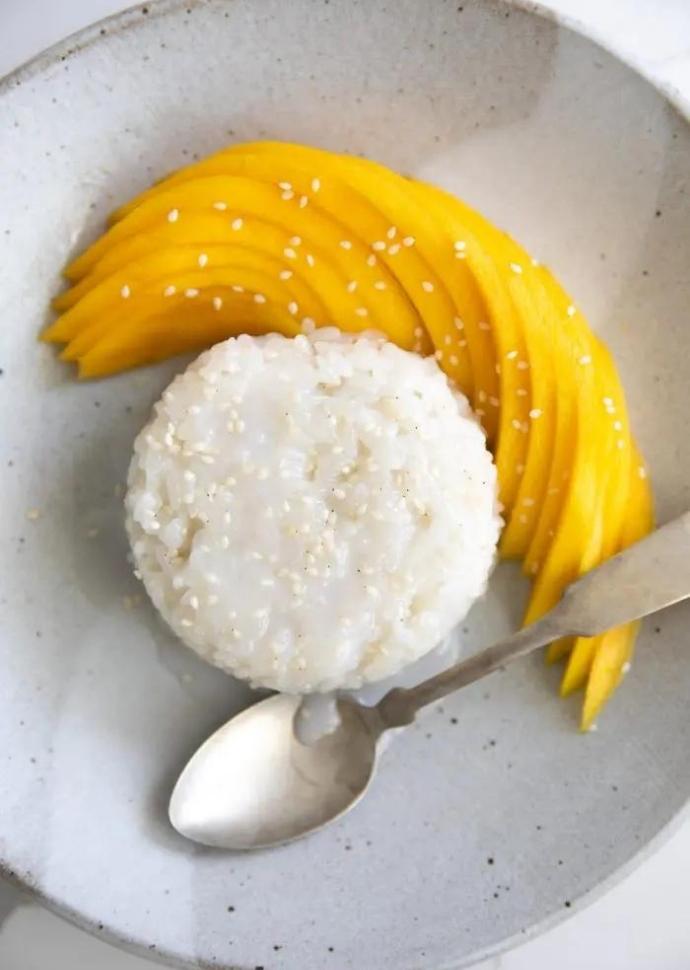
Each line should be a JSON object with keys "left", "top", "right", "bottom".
{"left": 126, "top": 329, "right": 500, "bottom": 692}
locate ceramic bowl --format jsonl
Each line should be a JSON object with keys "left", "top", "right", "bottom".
{"left": 1, "top": 1, "right": 690, "bottom": 968}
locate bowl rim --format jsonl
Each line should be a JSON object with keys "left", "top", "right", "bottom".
{"left": 1, "top": 2, "right": 689, "bottom": 968}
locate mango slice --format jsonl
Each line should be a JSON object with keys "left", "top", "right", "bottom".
{"left": 44, "top": 140, "right": 653, "bottom": 726}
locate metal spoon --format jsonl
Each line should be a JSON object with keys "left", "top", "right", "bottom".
{"left": 169, "top": 511, "right": 690, "bottom": 850}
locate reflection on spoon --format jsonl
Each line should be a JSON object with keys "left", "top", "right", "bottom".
{"left": 293, "top": 692, "right": 341, "bottom": 746}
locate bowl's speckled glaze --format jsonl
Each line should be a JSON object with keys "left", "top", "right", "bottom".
{"left": 1, "top": 2, "right": 690, "bottom": 968}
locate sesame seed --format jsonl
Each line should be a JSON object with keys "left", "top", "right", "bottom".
{"left": 458, "top": 339, "right": 467, "bottom": 348}
{"left": 26, "top": 508, "right": 41, "bottom": 521}
{"left": 373, "top": 280, "right": 386, "bottom": 290}
{"left": 355, "top": 307, "right": 368, "bottom": 317}
{"left": 189, "top": 595, "right": 199, "bottom": 610}
{"left": 617, "top": 439, "right": 625, "bottom": 450}
{"left": 518, "top": 513, "right": 528, "bottom": 524}
{"left": 613, "top": 420, "right": 623, "bottom": 431}
{"left": 516, "top": 388, "right": 528, "bottom": 397}
{"left": 602, "top": 396, "right": 614, "bottom": 407}
{"left": 479, "top": 320, "right": 490, "bottom": 331}
{"left": 622, "top": 661, "right": 632, "bottom": 675}
{"left": 284, "top": 247, "right": 297, "bottom": 260}
{"left": 167, "top": 208, "right": 179, "bottom": 223}
{"left": 281, "top": 190, "right": 295, "bottom": 201}
{"left": 567, "top": 304, "right": 576, "bottom": 317}
{"left": 506, "top": 350, "right": 518, "bottom": 360}
{"left": 180, "top": 618, "right": 193, "bottom": 628}
{"left": 278, "top": 181, "right": 292, "bottom": 191}
{"left": 421, "top": 281, "right": 434, "bottom": 293}
{"left": 402, "top": 235, "right": 415, "bottom": 247}
{"left": 372, "top": 241, "right": 386, "bottom": 252}
{"left": 578, "top": 354, "right": 592, "bottom": 365}
{"left": 509, "top": 262, "right": 523, "bottom": 274}
{"left": 231, "top": 284, "right": 244, "bottom": 293}
{"left": 346, "top": 280, "right": 358, "bottom": 293}
{"left": 453, "top": 317, "right": 464, "bottom": 331}
{"left": 531, "top": 256, "right": 541, "bottom": 267}
{"left": 529, "top": 408, "right": 542, "bottom": 419}
{"left": 517, "top": 360, "right": 529, "bottom": 370}
{"left": 475, "top": 408, "right": 485, "bottom": 417}
{"left": 279, "top": 269, "right": 293, "bottom": 280}
{"left": 449, "top": 355, "right": 459, "bottom": 366}
{"left": 163, "top": 285, "right": 176, "bottom": 297}
{"left": 366, "top": 254, "right": 377, "bottom": 267}
{"left": 231, "top": 217, "right": 243, "bottom": 231}
{"left": 185, "top": 288, "right": 199, "bottom": 298}
{"left": 522, "top": 497, "right": 535, "bottom": 507}
{"left": 288, "top": 301, "right": 299, "bottom": 316}
{"left": 444, "top": 334, "right": 453, "bottom": 346}
{"left": 638, "top": 465, "right": 647, "bottom": 479}
{"left": 434, "top": 350, "right": 444, "bottom": 361}
{"left": 301, "top": 317, "right": 316, "bottom": 333}
{"left": 212, "top": 201, "right": 227, "bottom": 211}
{"left": 212, "top": 296, "right": 223, "bottom": 311}
{"left": 340, "top": 240, "right": 352, "bottom": 250}
{"left": 198, "top": 252, "right": 209, "bottom": 268}
{"left": 120, "top": 284, "right": 131, "bottom": 299}
{"left": 299, "top": 195, "right": 308, "bottom": 208}
{"left": 489, "top": 396, "right": 500, "bottom": 407}
{"left": 253, "top": 293, "right": 267, "bottom": 304}
{"left": 478, "top": 389, "right": 487, "bottom": 402}
{"left": 454, "top": 240, "right": 466, "bottom": 251}
{"left": 305, "top": 253, "right": 315, "bottom": 268}
{"left": 511, "top": 419, "right": 522, "bottom": 430}
{"left": 388, "top": 243, "right": 401, "bottom": 255}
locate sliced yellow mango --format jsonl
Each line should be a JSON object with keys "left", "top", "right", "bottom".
{"left": 45, "top": 139, "right": 654, "bottom": 727}
{"left": 580, "top": 460, "right": 653, "bottom": 729}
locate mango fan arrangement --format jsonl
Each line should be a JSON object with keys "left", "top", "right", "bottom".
{"left": 43, "top": 140, "right": 653, "bottom": 728}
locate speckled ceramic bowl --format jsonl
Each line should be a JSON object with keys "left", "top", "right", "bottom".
{"left": 1, "top": 2, "right": 690, "bottom": 968}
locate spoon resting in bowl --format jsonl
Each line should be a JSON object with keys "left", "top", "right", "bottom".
{"left": 169, "top": 511, "right": 690, "bottom": 850}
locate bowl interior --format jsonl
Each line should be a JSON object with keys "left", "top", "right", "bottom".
{"left": 1, "top": 1, "right": 690, "bottom": 968}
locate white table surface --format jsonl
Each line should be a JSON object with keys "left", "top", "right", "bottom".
{"left": 2, "top": 2, "right": 690, "bottom": 968}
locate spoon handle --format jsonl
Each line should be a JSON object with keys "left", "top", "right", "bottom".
{"left": 378, "top": 511, "right": 690, "bottom": 725}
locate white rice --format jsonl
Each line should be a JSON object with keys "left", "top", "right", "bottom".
{"left": 125, "top": 329, "right": 501, "bottom": 692}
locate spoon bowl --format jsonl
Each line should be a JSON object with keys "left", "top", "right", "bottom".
{"left": 169, "top": 694, "right": 381, "bottom": 850}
